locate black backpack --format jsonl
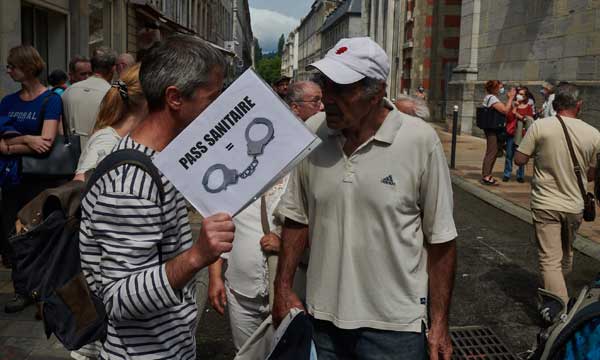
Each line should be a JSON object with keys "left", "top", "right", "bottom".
{"left": 9, "top": 149, "right": 165, "bottom": 350}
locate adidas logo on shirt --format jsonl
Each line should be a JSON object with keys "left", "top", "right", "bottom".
{"left": 381, "top": 175, "right": 396, "bottom": 186}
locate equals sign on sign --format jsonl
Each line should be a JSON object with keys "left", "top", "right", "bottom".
{"left": 226, "top": 143, "right": 234, "bottom": 151}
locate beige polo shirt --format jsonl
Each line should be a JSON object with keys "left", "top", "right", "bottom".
{"left": 518, "top": 115, "right": 600, "bottom": 213}
{"left": 277, "top": 104, "right": 457, "bottom": 332}
{"left": 62, "top": 76, "right": 111, "bottom": 146}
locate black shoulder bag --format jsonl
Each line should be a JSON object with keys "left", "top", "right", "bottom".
{"left": 557, "top": 115, "right": 596, "bottom": 222}
{"left": 20, "top": 92, "right": 82, "bottom": 178}
{"left": 476, "top": 96, "right": 506, "bottom": 130}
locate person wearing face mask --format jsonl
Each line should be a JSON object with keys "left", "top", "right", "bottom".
{"left": 503, "top": 88, "right": 533, "bottom": 182}
{"left": 538, "top": 81, "right": 557, "bottom": 119}
{"left": 481, "top": 80, "right": 516, "bottom": 185}
{"left": 515, "top": 83, "right": 600, "bottom": 315}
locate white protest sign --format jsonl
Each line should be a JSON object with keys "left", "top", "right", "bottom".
{"left": 154, "top": 69, "right": 321, "bottom": 217}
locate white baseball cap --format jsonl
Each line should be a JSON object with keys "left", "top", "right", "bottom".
{"left": 308, "top": 37, "right": 390, "bottom": 85}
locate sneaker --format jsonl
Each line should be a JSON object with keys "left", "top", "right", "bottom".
{"left": 5, "top": 294, "right": 33, "bottom": 313}
{"left": 517, "top": 178, "right": 525, "bottom": 183}
{"left": 502, "top": 176, "right": 510, "bottom": 182}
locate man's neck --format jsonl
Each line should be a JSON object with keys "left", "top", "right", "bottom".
{"left": 557, "top": 109, "right": 578, "bottom": 118}
{"left": 92, "top": 72, "right": 112, "bottom": 83}
{"left": 342, "top": 103, "right": 390, "bottom": 146}
{"left": 130, "top": 111, "right": 182, "bottom": 152}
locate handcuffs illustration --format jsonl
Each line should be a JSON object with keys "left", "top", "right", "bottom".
{"left": 202, "top": 118, "right": 274, "bottom": 193}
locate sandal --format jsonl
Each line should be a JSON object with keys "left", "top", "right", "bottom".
{"left": 480, "top": 177, "right": 498, "bottom": 186}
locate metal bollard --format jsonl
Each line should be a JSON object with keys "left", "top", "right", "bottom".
{"left": 451, "top": 105, "right": 459, "bottom": 169}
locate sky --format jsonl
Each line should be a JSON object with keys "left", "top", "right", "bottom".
{"left": 249, "top": 0, "right": 314, "bottom": 53}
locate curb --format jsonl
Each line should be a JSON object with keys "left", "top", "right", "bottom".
{"left": 451, "top": 174, "right": 600, "bottom": 262}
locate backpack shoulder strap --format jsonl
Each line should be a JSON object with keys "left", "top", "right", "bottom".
{"left": 84, "top": 149, "right": 165, "bottom": 203}
{"left": 84, "top": 149, "right": 166, "bottom": 264}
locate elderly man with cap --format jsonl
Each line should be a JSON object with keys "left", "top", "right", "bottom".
{"left": 273, "top": 37, "right": 457, "bottom": 359}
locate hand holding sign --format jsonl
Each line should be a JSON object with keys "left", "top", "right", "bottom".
{"left": 193, "top": 213, "right": 235, "bottom": 268}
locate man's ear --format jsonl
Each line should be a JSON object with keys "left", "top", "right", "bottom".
{"left": 576, "top": 100, "right": 584, "bottom": 115}
{"left": 370, "top": 82, "right": 387, "bottom": 105}
{"left": 291, "top": 102, "right": 299, "bottom": 113}
{"left": 165, "top": 86, "right": 183, "bottom": 111}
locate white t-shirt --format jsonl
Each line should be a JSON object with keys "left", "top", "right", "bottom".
{"left": 542, "top": 93, "right": 556, "bottom": 118}
{"left": 62, "top": 76, "right": 110, "bottom": 146}
{"left": 75, "top": 126, "right": 121, "bottom": 175}
{"left": 483, "top": 94, "right": 500, "bottom": 108}
{"left": 277, "top": 103, "right": 457, "bottom": 332}
{"left": 224, "top": 176, "right": 289, "bottom": 298}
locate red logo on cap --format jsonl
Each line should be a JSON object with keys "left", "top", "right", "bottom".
{"left": 336, "top": 46, "right": 348, "bottom": 55}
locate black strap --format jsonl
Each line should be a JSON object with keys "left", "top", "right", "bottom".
{"left": 556, "top": 115, "right": 588, "bottom": 201}
{"left": 84, "top": 149, "right": 166, "bottom": 263}
{"left": 37, "top": 91, "right": 72, "bottom": 143}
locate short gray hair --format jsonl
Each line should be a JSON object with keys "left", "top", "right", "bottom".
{"left": 69, "top": 55, "right": 89, "bottom": 72}
{"left": 395, "top": 94, "right": 430, "bottom": 120}
{"left": 90, "top": 47, "right": 117, "bottom": 74}
{"left": 286, "top": 81, "right": 320, "bottom": 104}
{"left": 140, "top": 35, "right": 227, "bottom": 112}
{"left": 553, "top": 82, "right": 582, "bottom": 112}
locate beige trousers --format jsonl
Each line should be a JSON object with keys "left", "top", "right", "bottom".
{"left": 532, "top": 209, "right": 583, "bottom": 303}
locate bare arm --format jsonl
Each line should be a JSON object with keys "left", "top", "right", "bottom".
{"left": 428, "top": 240, "right": 457, "bottom": 360}
{"left": 492, "top": 98, "right": 514, "bottom": 115}
{"left": 491, "top": 88, "right": 516, "bottom": 115}
{"left": 208, "top": 258, "right": 227, "bottom": 315}
{"left": 272, "top": 218, "right": 309, "bottom": 326}
{"left": 166, "top": 214, "right": 234, "bottom": 290}
{"left": 514, "top": 150, "right": 530, "bottom": 166}
{"left": 3, "top": 120, "right": 59, "bottom": 155}
{"left": 587, "top": 167, "right": 596, "bottom": 182}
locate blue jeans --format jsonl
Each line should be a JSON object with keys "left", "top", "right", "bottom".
{"left": 504, "top": 136, "right": 525, "bottom": 180}
{"left": 312, "top": 318, "right": 428, "bottom": 360}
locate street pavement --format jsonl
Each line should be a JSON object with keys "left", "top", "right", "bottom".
{"left": 451, "top": 186, "right": 599, "bottom": 357}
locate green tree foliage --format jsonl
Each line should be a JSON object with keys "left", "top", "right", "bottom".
{"left": 256, "top": 55, "right": 282, "bottom": 85}
{"left": 277, "top": 34, "right": 285, "bottom": 57}
{"left": 253, "top": 38, "right": 263, "bottom": 64}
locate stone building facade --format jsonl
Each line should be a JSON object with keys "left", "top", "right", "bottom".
{"left": 297, "top": 0, "right": 343, "bottom": 80}
{"left": 281, "top": 28, "right": 299, "bottom": 78}
{"left": 320, "top": 0, "right": 365, "bottom": 55}
{"left": 1, "top": 0, "right": 248, "bottom": 96}
{"left": 230, "top": 0, "right": 253, "bottom": 77}
{"left": 450, "top": 0, "right": 600, "bottom": 134}
{"left": 362, "top": 0, "right": 462, "bottom": 120}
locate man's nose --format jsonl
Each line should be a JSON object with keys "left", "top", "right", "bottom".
{"left": 319, "top": 101, "right": 325, "bottom": 111}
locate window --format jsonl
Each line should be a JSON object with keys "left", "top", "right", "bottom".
{"left": 21, "top": 3, "right": 68, "bottom": 83}
{"left": 89, "top": 0, "right": 113, "bottom": 53}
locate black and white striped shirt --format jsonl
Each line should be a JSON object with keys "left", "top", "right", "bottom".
{"left": 80, "top": 136, "right": 197, "bottom": 359}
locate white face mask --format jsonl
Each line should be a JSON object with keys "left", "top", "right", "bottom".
{"left": 516, "top": 94, "right": 525, "bottom": 102}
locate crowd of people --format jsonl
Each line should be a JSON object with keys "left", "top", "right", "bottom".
{"left": 0, "top": 45, "right": 139, "bottom": 316}
{"left": 479, "top": 80, "right": 559, "bottom": 185}
{"left": 3, "top": 31, "right": 594, "bottom": 360}
{"left": 479, "top": 78, "right": 600, "bottom": 317}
